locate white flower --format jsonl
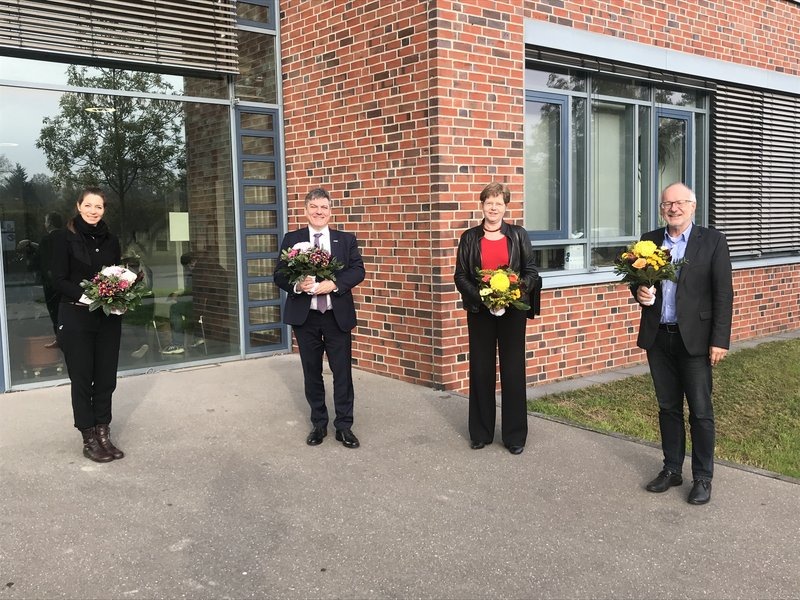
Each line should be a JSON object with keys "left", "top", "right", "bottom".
{"left": 101, "top": 265, "right": 125, "bottom": 278}
{"left": 100, "top": 265, "right": 137, "bottom": 283}
{"left": 292, "top": 242, "right": 313, "bottom": 252}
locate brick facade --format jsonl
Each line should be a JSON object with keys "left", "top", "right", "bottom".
{"left": 280, "top": 0, "right": 800, "bottom": 395}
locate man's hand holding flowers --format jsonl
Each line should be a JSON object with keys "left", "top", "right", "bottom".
{"left": 476, "top": 266, "right": 530, "bottom": 316}
{"left": 614, "top": 240, "right": 685, "bottom": 306}
{"left": 278, "top": 241, "right": 344, "bottom": 295}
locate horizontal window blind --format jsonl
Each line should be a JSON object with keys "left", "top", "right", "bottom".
{"left": 711, "top": 85, "right": 800, "bottom": 258}
{"left": 0, "top": 0, "right": 238, "bottom": 75}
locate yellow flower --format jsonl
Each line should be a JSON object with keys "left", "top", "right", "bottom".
{"left": 632, "top": 240, "right": 658, "bottom": 258}
{"left": 489, "top": 272, "right": 510, "bottom": 292}
{"left": 512, "top": 288, "right": 521, "bottom": 299}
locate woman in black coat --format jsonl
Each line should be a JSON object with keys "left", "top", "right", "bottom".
{"left": 52, "top": 187, "right": 125, "bottom": 462}
{"left": 454, "top": 182, "right": 540, "bottom": 455}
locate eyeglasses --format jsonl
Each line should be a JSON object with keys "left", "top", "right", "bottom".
{"left": 659, "top": 200, "right": 694, "bottom": 209}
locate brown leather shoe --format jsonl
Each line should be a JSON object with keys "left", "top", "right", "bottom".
{"left": 81, "top": 427, "right": 114, "bottom": 463}
{"left": 95, "top": 424, "right": 124, "bottom": 460}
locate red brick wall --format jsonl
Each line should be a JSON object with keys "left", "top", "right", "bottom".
{"left": 281, "top": 0, "right": 436, "bottom": 384}
{"left": 523, "top": 0, "right": 800, "bottom": 76}
{"left": 281, "top": 1, "right": 800, "bottom": 395}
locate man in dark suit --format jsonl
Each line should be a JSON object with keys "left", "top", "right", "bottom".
{"left": 635, "top": 182, "right": 733, "bottom": 505}
{"left": 274, "top": 188, "right": 365, "bottom": 448}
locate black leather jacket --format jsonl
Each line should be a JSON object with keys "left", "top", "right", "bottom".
{"left": 454, "top": 220, "right": 541, "bottom": 317}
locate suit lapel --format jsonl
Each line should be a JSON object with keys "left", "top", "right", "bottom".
{"left": 329, "top": 229, "right": 343, "bottom": 263}
{"left": 678, "top": 225, "right": 702, "bottom": 284}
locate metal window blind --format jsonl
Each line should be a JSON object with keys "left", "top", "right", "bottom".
{"left": 711, "top": 85, "right": 800, "bottom": 258}
{"left": 0, "top": 0, "right": 238, "bottom": 75}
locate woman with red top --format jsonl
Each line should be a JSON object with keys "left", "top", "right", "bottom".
{"left": 454, "top": 182, "right": 540, "bottom": 454}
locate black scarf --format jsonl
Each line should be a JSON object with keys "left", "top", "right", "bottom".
{"left": 70, "top": 215, "right": 110, "bottom": 265}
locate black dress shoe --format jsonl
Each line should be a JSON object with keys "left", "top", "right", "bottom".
{"left": 506, "top": 445, "right": 524, "bottom": 455}
{"left": 470, "top": 440, "right": 486, "bottom": 450}
{"left": 645, "top": 468, "right": 683, "bottom": 492}
{"left": 688, "top": 479, "right": 712, "bottom": 505}
{"left": 335, "top": 428, "right": 360, "bottom": 448}
{"left": 306, "top": 426, "right": 327, "bottom": 446}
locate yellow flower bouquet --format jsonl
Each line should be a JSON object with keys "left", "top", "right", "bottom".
{"left": 476, "top": 266, "right": 531, "bottom": 316}
{"left": 614, "top": 240, "right": 685, "bottom": 305}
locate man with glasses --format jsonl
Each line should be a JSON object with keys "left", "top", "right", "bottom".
{"left": 634, "top": 182, "right": 733, "bottom": 505}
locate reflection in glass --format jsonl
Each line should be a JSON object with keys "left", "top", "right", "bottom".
{"left": 243, "top": 185, "right": 276, "bottom": 205}
{"left": 237, "top": 1, "right": 274, "bottom": 27}
{"left": 245, "top": 210, "right": 277, "bottom": 229}
{"left": 571, "top": 98, "right": 587, "bottom": 241}
{"left": 657, "top": 116, "right": 687, "bottom": 197}
{"left": 593, "top": 75, "right": 649, "bottom": 100}
{"left": 243, "top": 161, "right": 276, "bottom": 180}
{"left": 241, "top": 113, "right": 274, "bottom": 130}
{"left": 655, "top": 88, "right": 698, "bottom": 107}
{"left": 246, "top": 234, "right": 278, "bottom": 253}
{"left": 525, "top": 67, "right": 586, "bottom": 91}
{"left": 592, "top": 101, "right": 635, "bottom": 240}
{"left": 525, "top": 100, "right": 561, "bottom": 232}
{"left": 242, "top": 135, "right": 275, "bottom": 155}
{"left": 0, "top": 56, "right": 228, "bottom": 99}
{"left": 249, "top": 305, "right": 280, "bottom": 325}
{"left": 1, "top": 71, "right": 240, "bottom": 386}
{"left": 247, "top": 258, "right": 276, "bottom": 277}
{"left": 236, "top": 30, "right": 277, "bottom": 104}
{"left": 248, "top": 282, "right": 280, "bottom": 301}
{"left": 250, "top": 329, "right": 282, "bottom": 347}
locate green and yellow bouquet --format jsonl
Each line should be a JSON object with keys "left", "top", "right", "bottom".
{"left": 476, "top": 266, "right": 530, "bottom": 316}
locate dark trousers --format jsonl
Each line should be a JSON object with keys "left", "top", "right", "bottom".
{"left": 293, "top": 310, "right": 354, "bottom": 430}
{"left": 57, "top": 304, "right": 122, "bottom": 430}
{"left": 43, "top": 283, "right": 60, "bottom": 336}
{"left": 646, "top": 329, "right": 715, "bottom": 480}
{"left": 467, "top": 308, "right": 528, "bottom": 447}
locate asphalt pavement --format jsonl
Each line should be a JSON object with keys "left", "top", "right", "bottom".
{"left": 1, "top": 332, "right": 799, "bottom": 599}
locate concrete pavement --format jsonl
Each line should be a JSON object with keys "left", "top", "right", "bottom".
{"left": 1, "top": 339, "right": 799, "bottom": 599}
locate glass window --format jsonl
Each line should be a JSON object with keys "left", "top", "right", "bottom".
{"left": 525, "top": 98, "right": 562, "bottom": 233}
{"left": 524, "top": 66, "right": 708, "bottom": 277}
{"left": 656, "top": 87, "right": 700, "bottom": 107}
{"left": 525, "top": 67, "right": 586, "bottom": 92}
{"left": 0, "top": 56, "right": 228, "bottom": 99}
{"left": 237, "top": 1, "right": 276, "bottom": 29}
{"left": 1, "top": 71, "right": 240, "bottom": 386}
{"left": 235, "top": 30, "right": 277, "bottom": 104}
{"left": 592, "top": 75, "right": 649, "bottom": 100}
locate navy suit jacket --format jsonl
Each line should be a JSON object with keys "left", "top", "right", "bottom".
{"left": 273, "top": 227, "right": 365, "bottom": 332}
{"left": 636, "top": 225, "right": 734, "bottom": 356}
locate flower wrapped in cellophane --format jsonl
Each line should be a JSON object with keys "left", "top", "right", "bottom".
{"left": 79, "top": 265, "right": 149, "bottom": 316}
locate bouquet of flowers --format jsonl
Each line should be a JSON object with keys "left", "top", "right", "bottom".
{"left": 278, "top": 242, "right": 344, "bottom": 283}
{"left": 476, "top": 266, "right": 530, "bottom": 316}
{"left": 614, "top": 240, "right": 686, "bottom": 305}
{"left": 79, "top": 265, "right": 149, "bottom": 316}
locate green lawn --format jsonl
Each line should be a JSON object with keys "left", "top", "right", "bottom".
{"left": 527, "top": 338, "right": 800, "bottom": 479}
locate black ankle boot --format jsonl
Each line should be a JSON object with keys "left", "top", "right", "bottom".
{"left": 95, "top": 424, "right": 124, "bottom": 460}
{"left": 80, "top": 427, "right": 113, "bottom": 463}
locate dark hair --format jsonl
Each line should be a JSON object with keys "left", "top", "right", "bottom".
{"left": 304, "top": 188, "right": 332, "bottom": 205}
{"left": 76, "top": 186, "right": 107, "bottom": 206}
{"left": 480, "top": 182, "right": 510, "bottom": 204}
{"left": 67, "top": 187, "right": 107, "bottom": 233}
{"left": 44, "top": 212, "right": 63, "bottom": 229}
